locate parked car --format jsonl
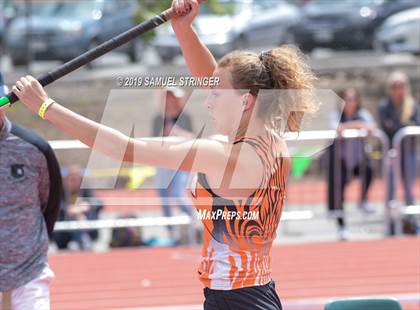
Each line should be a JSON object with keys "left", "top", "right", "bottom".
{"left": 289, "top": 0, "right": 419, "bottom": 52}
{"left": 152, "top": 0, "right": 299, "bottom": 62}
{"left": 375, "top": 7, "right": 420, "bottom": 55}
{"left": 6, "top": 0, "right": 141, "bottom": 66}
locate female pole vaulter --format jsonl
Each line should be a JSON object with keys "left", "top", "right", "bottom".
{"left": 12, "top": 0, "right": 317, "bottom": 308}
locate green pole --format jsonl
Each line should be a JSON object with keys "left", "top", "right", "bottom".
{"left": 0, "top": 96, "right": 11, "bottom": 108}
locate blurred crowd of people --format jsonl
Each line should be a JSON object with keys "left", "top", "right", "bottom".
{"left": 52, "top": 166, "right": 103, "bottom": 251}
{"left": 326, "top": 70, "right": 419, "bottom": 240}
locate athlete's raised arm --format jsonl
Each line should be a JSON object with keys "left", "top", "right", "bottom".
{"left": 12, "top": 76, "right": 262, "bottom": 193}
{"left": 171, "top": 0, "right": 216, "bottom": 79}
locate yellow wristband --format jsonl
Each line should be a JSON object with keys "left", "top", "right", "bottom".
{"left": 38, "top": 99, "right": 55, "bottom": 119}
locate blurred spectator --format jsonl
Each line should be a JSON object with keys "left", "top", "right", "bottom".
{"left": 152, "top": 87, "right": 194, "bottom": 242}
{"left": 379, "top": 71, "right": 420, "bottom": 206}
{"left": 327, "top": 88, "right": 376, "bottom": 240}
{"left": 109, "top": 214, "right": 177, "bottom": 248}
{"left": 52, "top": 166, "right": 103, "bottom": 250}
{"left": 110, "top": 214, "right": 148, "bottom": 248}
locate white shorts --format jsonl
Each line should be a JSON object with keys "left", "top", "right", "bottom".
{"left": 0, "top": 264, "right": 54, "bottom": 310}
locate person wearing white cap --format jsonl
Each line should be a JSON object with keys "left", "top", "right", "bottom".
{"left": 152, "top": 87, "right": 194, "bottom": 242}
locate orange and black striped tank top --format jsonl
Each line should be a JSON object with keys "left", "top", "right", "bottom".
{"left": 190, "top": 132, "right": 288, "bottom": 290}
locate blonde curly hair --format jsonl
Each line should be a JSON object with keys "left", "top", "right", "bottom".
{"left": 218, "top": 45, "right": 318, "bottom": 133}
{"left": 387, "top": 71, "right": 415, "bottom": 125}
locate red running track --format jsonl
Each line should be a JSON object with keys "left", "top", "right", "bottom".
{"left": 50, "top": 237, "right": 420, "bottom": 310}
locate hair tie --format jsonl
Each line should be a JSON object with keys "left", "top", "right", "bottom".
{"left": 259, "top": 50, "right": 268, "bottom": 62}
{"left": 259, "top": 50, "right": 275, "bottom": 88}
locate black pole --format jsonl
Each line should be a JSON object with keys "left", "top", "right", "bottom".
{"left": 1, "top": 6, "right": 178, "bottom": 107}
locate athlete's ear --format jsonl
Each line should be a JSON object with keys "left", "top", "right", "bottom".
{"left": 241, "top": 93, "right": 255, "bottom": 112}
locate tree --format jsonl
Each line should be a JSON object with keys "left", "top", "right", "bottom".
{"left": 134, "top": 0, "right": 234, "bottom": 41}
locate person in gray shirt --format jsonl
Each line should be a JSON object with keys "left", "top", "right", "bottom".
{"left": 0, "top": 77, "right": 62, "bottom": 309}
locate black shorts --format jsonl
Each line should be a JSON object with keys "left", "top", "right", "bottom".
{"left": 203, "top": 280, "right": 282, "bottom": 310}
